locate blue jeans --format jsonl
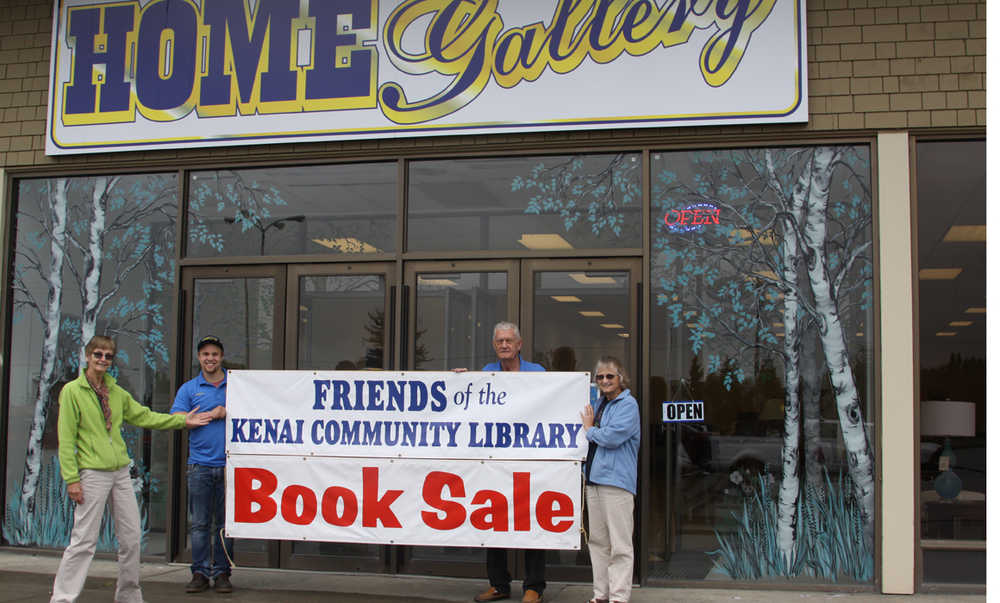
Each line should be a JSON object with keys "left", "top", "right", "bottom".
{"left": 187, "top": 464, "right": 232, "bottom": 578}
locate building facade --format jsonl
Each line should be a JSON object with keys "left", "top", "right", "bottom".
{"left": 0, "top": 0, "right": 986, "bottom": 594}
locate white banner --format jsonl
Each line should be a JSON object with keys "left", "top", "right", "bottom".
{"left": 226, "top": 370, "right": 591, "bottom": 461}
{"left": 47, "top": 0, "right": 808, "bottom": 154}
{"left": 225, "top": 455, "right": 582, "bottom": 549}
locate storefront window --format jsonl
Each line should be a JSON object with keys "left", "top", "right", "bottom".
{"left": 408, "top": 153, "right": 641, "bottom": 252}
{"left": 648, "top": 146, "right": 875, "bottom": 584}
{"left": 915, "top": 140, "right": 986, "bottom": 584}
{"left": 3, "top": 174, "right": 178, "bottom": 556}
{"left": 186, "top": 163, "right": 397, "bottom": 257}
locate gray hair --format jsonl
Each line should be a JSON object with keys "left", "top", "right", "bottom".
{"left": 493, "top": 321, "right": 521, "bottom": 340}
{"left": 594, "top": 356, "right": 631, "bottom": 389}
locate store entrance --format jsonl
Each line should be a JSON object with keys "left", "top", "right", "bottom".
{"left": 399, "top": 258, "right": 640, "bottom": 582}
{"left": 175, "top": 258, "right": 640, "bottom": 579}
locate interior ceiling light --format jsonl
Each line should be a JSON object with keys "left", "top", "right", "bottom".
{"left": 936, "top": 331, "right": 957, "bottom": 337}
{"left": 418, "top": 278, "right": 458, "bottom": 287}
{"left": 569, "top": 273, "right": 617, "bottom": 285}
{"left": 965, "top": 307, "right": 987, "bottom": 314}
{"left": 517, "top": 233, "right": 574, "bottom": 250}
{"left": 942, "top": 225, "right": 986, "bottom": 242}
{"left": 949, "top": 320, "right": 974, "bottom": 327}
{"left": 617, "top": 332, "right": 630, "bottom": 338}
{"left": 601, "top": 323, "right": 625, "bottom": 329}
{"left": 312, "top": 237, "right": 379, "bottom": 253}
{"left": 729, "top": 227, "right": 776, "bottom": 246}
{"left": 579, "top": 310, "right": 605, "bottom": 317}
{"left": 750, "top": 270, "right": 779, "bottom": 281}
{"left": 918, "top": 268, "right": 962, "bottom": 280}
{"left": 551, "top": 295, "right": 581, "bottom": 302}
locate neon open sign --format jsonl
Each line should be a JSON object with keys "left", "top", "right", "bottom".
{"left": 664, "top": 203, "right": 721, "bottom": 233}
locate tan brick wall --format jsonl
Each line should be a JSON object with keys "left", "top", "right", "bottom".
{"left": 0, "top": 0, "right": 987, "bottom": 170}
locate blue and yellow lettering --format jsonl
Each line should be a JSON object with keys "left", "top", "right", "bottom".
{"left": 135, "top": 0, "right": 198, "bottom": 120}
{"left": 303, "top": 0, "right": 378, "bottom": 110}
{"left": 63, "top": 4, "right": 136, "bottom": 124}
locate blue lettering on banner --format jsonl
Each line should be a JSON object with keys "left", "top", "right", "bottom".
{"left": 235, "top": 417, "right": 584, "bottom": 449}
{"left": 662, "top": 400, "right": 705, "bottom": 422}
{"left": 312, "top": 378, "right": 448, "bottom": 413}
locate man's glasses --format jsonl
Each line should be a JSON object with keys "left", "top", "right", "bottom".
{"left": 92, "top": 352, "right": 115, "bottom": 360}
{"left": 595, "top": 373, "right": 618, "bottom": 381}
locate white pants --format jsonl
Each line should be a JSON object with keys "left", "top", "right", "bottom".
{"left": 51, "top": 467, "right": 143, "bottom": 603}
{"left": 586, "top": 484, "right": 634, "bottom": 603}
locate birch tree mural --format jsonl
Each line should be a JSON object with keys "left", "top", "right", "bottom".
{"left": 4, "top": 174, "right": 177, "bottom": 546}
{"left": 651, "top": 146, "right": 874, "bottom": 581}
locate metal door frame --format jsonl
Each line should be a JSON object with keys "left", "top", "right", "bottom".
{"left": 172, "top": 264, "right": 287, "bottom": 569}
{"left": 279, "top": 262, "right": 396, "bottom": 572}
{"left": 520, "top": 257, "right": 643, "bottom": 584}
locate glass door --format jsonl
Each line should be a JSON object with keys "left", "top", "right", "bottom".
{"left": 280, "top": 263, "right": 396, "bottom": 572}
{"left": 176, "top": 265, "right": 287, "bottom": 568}
{"left": 398, "top": 260, "right": 517, "bottom": 576}
{"left": 521, "top": 258, "right": 642, "bottom": 582}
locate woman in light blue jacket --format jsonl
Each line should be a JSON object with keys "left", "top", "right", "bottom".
{"left": 581, "top": 356, "right": 640, "bottom": 603}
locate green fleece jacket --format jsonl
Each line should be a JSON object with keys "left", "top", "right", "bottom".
{"left": 57, "top": 371, "right": 186, "bottom": 484}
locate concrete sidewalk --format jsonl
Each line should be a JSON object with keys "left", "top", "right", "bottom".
{"left": 0, "top": 551, "right": 984, "bottom": 602}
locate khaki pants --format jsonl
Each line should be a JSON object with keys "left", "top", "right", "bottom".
{"left": 586, "top": 484, "right": 634, "bottom": 602}
{"left": 51, "top": 467, "right": 143, "bottom": 603}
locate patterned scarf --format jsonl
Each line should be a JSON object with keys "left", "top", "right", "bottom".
{"left": 87, "top": 376, "right": 112, "bottom": 432}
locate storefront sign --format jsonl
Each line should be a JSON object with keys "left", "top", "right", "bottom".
{"left": 46, "top": 0, "right": 808, "bottom": 154}
{"left": 662, "top": 400, "right": 704, "bottom": 422}
{"left": 225, "top": 455, "right": 581, "bottom": 548}
{"left": 226, "top": 370, "right": 590, "bottom": 460}
{"left": 225, "top": 370, "right": 587, "bottom": 547}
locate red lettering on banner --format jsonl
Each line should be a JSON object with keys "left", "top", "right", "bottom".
{"left": 422, "top": 471, "right": 467, "bottom": 530}
{"left": 234, "top": 467, "right": 278, "bottom": 523}
{"left": 321, "top": 486, "right": 358, "bottom": 526}
{"left": 232, "top": 467, "right": 577, "bottom": 535}
{"left": 362, "top": 466, "right": 404, "bottom": 528}
{"left": 513, "top": 472, "right": 531, "bottom": 531}
{"left": 535, "top": 491, "right": 573, "bottom": 532}
{"left": 470, "top": 490, "right": 508, "bottom": 531}
{"left": 281, "top": 485, "right": 317, "bottom": 525}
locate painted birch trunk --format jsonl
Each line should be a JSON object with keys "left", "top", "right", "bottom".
{"left": 800, "top": 320, "right": 826, "bottom": 499}
{"left": 79, "top": 177, "right": 114, "bottom": 366}
{"left": 771, "top": 149, "right": 808, "bottom": 564}
{"left": 800, "top": 147, "right": 875, "bottom": 545}
{"left": 20, "top": 179, "right": 69, "bottom": 512}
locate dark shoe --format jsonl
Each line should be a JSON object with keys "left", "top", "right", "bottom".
{"left": 522, "top": 589, "right": 543, "bottom": 603}
{"left": 185, "top": 573, "right": 210, "bottom": 593}
{"left": 213, "top": 574, "right": 233, "bottom": 593}
{"left": 474, "top": 586, "right": 511, "bottom": 602}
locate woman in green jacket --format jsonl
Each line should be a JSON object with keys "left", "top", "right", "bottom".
{"left": 51, "top": 335, "right": 211, "bottom": 603}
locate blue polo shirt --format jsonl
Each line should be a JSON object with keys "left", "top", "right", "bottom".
{"left": 171, "top": 371, "right": 227, "bottom": 467}
{"left": 481, "top": 356, "right": 546, "bottom": 372}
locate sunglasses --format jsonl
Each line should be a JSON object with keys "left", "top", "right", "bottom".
{"left": 595, "top": 373, "right": 618, "bottom": 381}
{"left": 92, "top": 351, "right": 115, "bottom": 360}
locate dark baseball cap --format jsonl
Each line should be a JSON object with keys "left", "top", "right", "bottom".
{"left": 196, "top": 335, "right": 224, "bottom": 352}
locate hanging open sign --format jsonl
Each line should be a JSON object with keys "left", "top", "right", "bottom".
{"left": 662, "top": 401, "right": 705, "bottom": 422}
{"left": 663, "top": 203, "right": 721, "bottom": 233}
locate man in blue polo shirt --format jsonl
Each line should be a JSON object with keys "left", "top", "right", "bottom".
{"left": 172, "top": 335, "right": 233, "bottom": 594}
{"left": 474, "top": 322, "right": 547, "bottom": 603}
